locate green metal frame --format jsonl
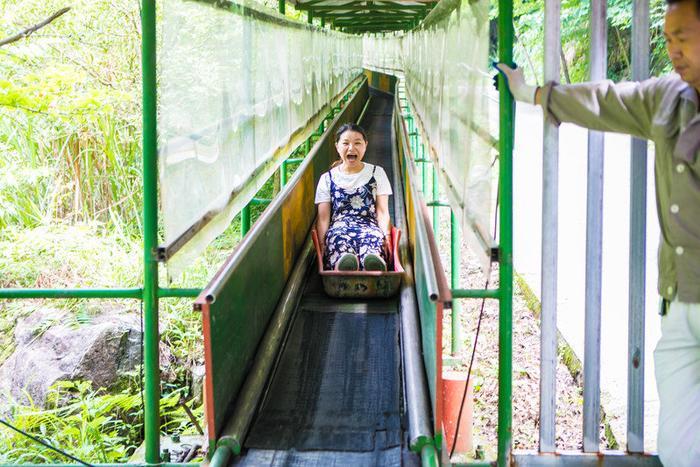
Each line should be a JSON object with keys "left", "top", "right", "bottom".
{"left": 0, "top": 0, "right": 193, "bottom": 463}
{"left": 394, "top": 0, "right": 513, "bottom": 461}
{"left": 0, "top": 1, "right": 365, "bottom": 465}
{"left": 0, "top": 0, "right": 515, "bottom": 464}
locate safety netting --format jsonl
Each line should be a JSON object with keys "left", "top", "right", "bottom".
{"left": 159, "top": 0, "right": 362, "bottom": 274}
{"left": 363, "top": 0, "right": 495, "bottom": 271}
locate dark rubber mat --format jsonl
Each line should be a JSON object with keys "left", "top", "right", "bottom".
{"left": 362, "top": 89, "right": 396, "bottom": 220}
{"left": 244, "top": 308, "right": 402, "bottom": 452}
{"left": 234, "top": 447, "right": 403, "bottom": 467}
{"left": 234, "top": 89, "right": 413, "bottom": 466}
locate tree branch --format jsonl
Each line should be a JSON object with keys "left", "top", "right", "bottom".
{"left": 0, "top": 7, "right": 71, "bottom": 47}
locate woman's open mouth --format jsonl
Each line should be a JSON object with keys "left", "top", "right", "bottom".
{"left": 347, "top": 154, "right": 358, "bottom": 161}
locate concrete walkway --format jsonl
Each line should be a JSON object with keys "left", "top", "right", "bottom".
{"left": 509, "top": 100, "right": 661, "bottom": 451}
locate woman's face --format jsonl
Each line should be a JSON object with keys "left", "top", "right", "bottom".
{"left": 335, "top": 130, "right": 367, "bottom": 169}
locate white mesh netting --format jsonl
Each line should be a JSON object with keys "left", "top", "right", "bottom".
{"left": 363, "top": 0, "right": 496, "bottom": 271}
{"left": 159, "top": 0, "right": 362, "bottom": 275}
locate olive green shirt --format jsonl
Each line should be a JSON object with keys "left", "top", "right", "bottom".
{"left": 541, "top": 74, "right": 700, "bottom": 303}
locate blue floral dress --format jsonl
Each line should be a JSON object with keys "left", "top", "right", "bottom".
{"left": 324, "top": 166, "right": 386, "bottom": 270}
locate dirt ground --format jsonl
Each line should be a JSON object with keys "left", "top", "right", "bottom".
{"left": 432, "top": 204, "right": 611, "bottom": 461}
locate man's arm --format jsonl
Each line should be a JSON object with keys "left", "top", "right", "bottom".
{"left": 496, "top": 63, "right": 657, "bottom": 140}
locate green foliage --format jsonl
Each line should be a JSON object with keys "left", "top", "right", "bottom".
{"left": 498, "top": 0, "right": 672, "bottom": 85}
{"left": 0, "top": 380, "right": 203, "bottom": 463}
{"left": 0, "top": 223, "right": 141, "bottom": 289}
{"left": 0, "top": 0, "right": 143, "bottom": 237}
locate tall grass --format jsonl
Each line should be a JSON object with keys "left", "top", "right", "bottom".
{"left": 0, "top": 380, "right": 203, "bottom": 463}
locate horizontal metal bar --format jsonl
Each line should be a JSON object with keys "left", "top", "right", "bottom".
{"left": 309, "top": 4, "right": 430, "bottom": 11}
{"left": 331, "top": 13, "right": 422, "bottom": 19}
{"left": 159, "top": 288, "right": 202, "bottom": 298}
{"left": 451, "top": 462, "right": 496, "bottom": 467}
{"left": 194, "top": 0, "right": 323, "bottom": 31}
{"left": 286, "top": 157, "right": 305, "bottom": 163}
{"left": 513, "top": 451, "right": 661, "bottom": 466}
{"left": 0, "top": 288, "right": 202, "bottom": 300}
{"left": 250, "top": 197, "right": 272, "bottom": 205}
{"left": 426, "top": 201, "right": 450, "bottom": 207}
{"left": 451, "top": 288, "right": 500, "bottom": 299}
{"left": 0, "top": 288, "right": 143, "bottom": 299}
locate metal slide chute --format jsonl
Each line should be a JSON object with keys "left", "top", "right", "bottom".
{"left": 197, "top": 72, "right": 446, "bottom": 466}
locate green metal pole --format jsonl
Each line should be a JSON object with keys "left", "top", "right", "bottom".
{"left": 432, "top": 167, "right": 439, "bottom": 238}
{"left": 210, "top": 446, "right": 233, "bottom": 467}
{"left": 421, "top": 146, "right": 427, "bottom": 194}
{"left": 278, "top": 0, "right": 285, "bottom": 14}
{"left": 141, "top": 0, "right": 161, "bottom": 462}
{"left": 451, "top": 211, "right": 463, "bottom": 355}
{"left": 241, "top": 204, "right": 251, "bottom": 236}
{"left": 420, "top": 444, "right": 439, "bottom": 467}
{"left": 497, "top": 0, "right": 514, "bottom": 463}
{"left": 280, "top": 160, "right": 288, "bottom": 187}
{"left": 158, "top": 288, "right": 203, "bottom": 298}
{"left": 452, "top": 288, "right": 500, "bottom": 299}
{"left": 0, "top": 288, "right": 143, "bottom": 299}
{"left": 307, "top": 9, "right": 313, "bottom": 23}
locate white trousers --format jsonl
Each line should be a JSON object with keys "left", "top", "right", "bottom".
{"left": 654, "top": 300, "right": 700, "bottom": 467}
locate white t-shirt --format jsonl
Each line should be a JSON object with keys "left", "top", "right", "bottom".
{"left": 314, "top": 163, "right": 393, "bottom": 204}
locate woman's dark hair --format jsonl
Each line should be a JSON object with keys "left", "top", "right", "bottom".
{"left": 335, "top": 123, "right": 368, "bottom": 143}
{"left": 330, "top": 123, "right": 368, "bottom": 168}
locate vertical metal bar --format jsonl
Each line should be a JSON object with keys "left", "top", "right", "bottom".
{"left": 539, "top": 0, "right": 561, "bottom": 453}
{"left": 497, "top": 0, "right": 514, "bottom": 463}
{"left": 308, "top": 9, "right": 313, "bottom": 23}
{"left": 241, "top": 204, "right": 251, "bottom": 236}
{"left": 451, "top": 211, "right": 463, "bottom": 355}
{"left": 279, "top": 0, "right": 285, "bottom": 14}
{"left": 583, "top": 0, "right": 607, "bottom": 453}
{"left": 627, "top": 0, "right": 649, "bottom": 453}
{"left": 280, "top": 160, "right": 288, "bottom": 187}
{"left": 141, "top": 0, "right": 160, "bottom": 462}
{"left": 432, "top": 167, "right": 439, "bottom": 238}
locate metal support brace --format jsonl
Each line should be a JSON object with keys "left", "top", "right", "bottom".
{"left": 451, "top": 211, "right": 463, "bottom": 355}
{"left": 540, "top": 0, "right": 560, "bottom": 453}
{"left": 241, "top": 204, "right": 251, "bottom": 236}
{"left": 583, "top": 0, "right": 607, "bottom": 452}
{"left": 141, "top": 0, "right": 161, "bottom": 461}
{"left": 497, "top": 0, "right": 515, "bottom": 463}
{"left": 627, "top": 0, "right": 650, "bottom": 453}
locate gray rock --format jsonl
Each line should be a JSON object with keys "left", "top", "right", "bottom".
{"left": 0, "top": 309, "right": 142, "bottom": 407}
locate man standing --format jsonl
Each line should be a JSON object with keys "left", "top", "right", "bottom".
{"left": 497, "top": 0, "right": 700, "bottom": 465}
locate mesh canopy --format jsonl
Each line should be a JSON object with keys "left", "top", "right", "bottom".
{"left": 363, "top": 0, "right": 495, "bottom": 271}
{"left": 159, "top": 0, "right": 362, "bottom": 274}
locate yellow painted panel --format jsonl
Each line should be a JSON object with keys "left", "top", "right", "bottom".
{"left": 281, "top": 168, "right": 315, "bottom": 276}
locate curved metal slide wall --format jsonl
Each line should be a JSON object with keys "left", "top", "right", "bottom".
{"left": 195, "top": 79, "right": 369, "bottom": 453}
{"left": 364, "top": 69, "right": 397, "bottom": 95}
{"left": 393, "top": 88, "right": 452, "bottom": 444}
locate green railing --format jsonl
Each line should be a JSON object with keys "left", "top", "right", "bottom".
{"left": 0, "top": 2, "right": 364, "bottom": 459}
{"left": 397, "top": 80, "right": 511, "bottom": 467}
{"left": 0, "top": 0, "right": 515, "bottom": 463}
